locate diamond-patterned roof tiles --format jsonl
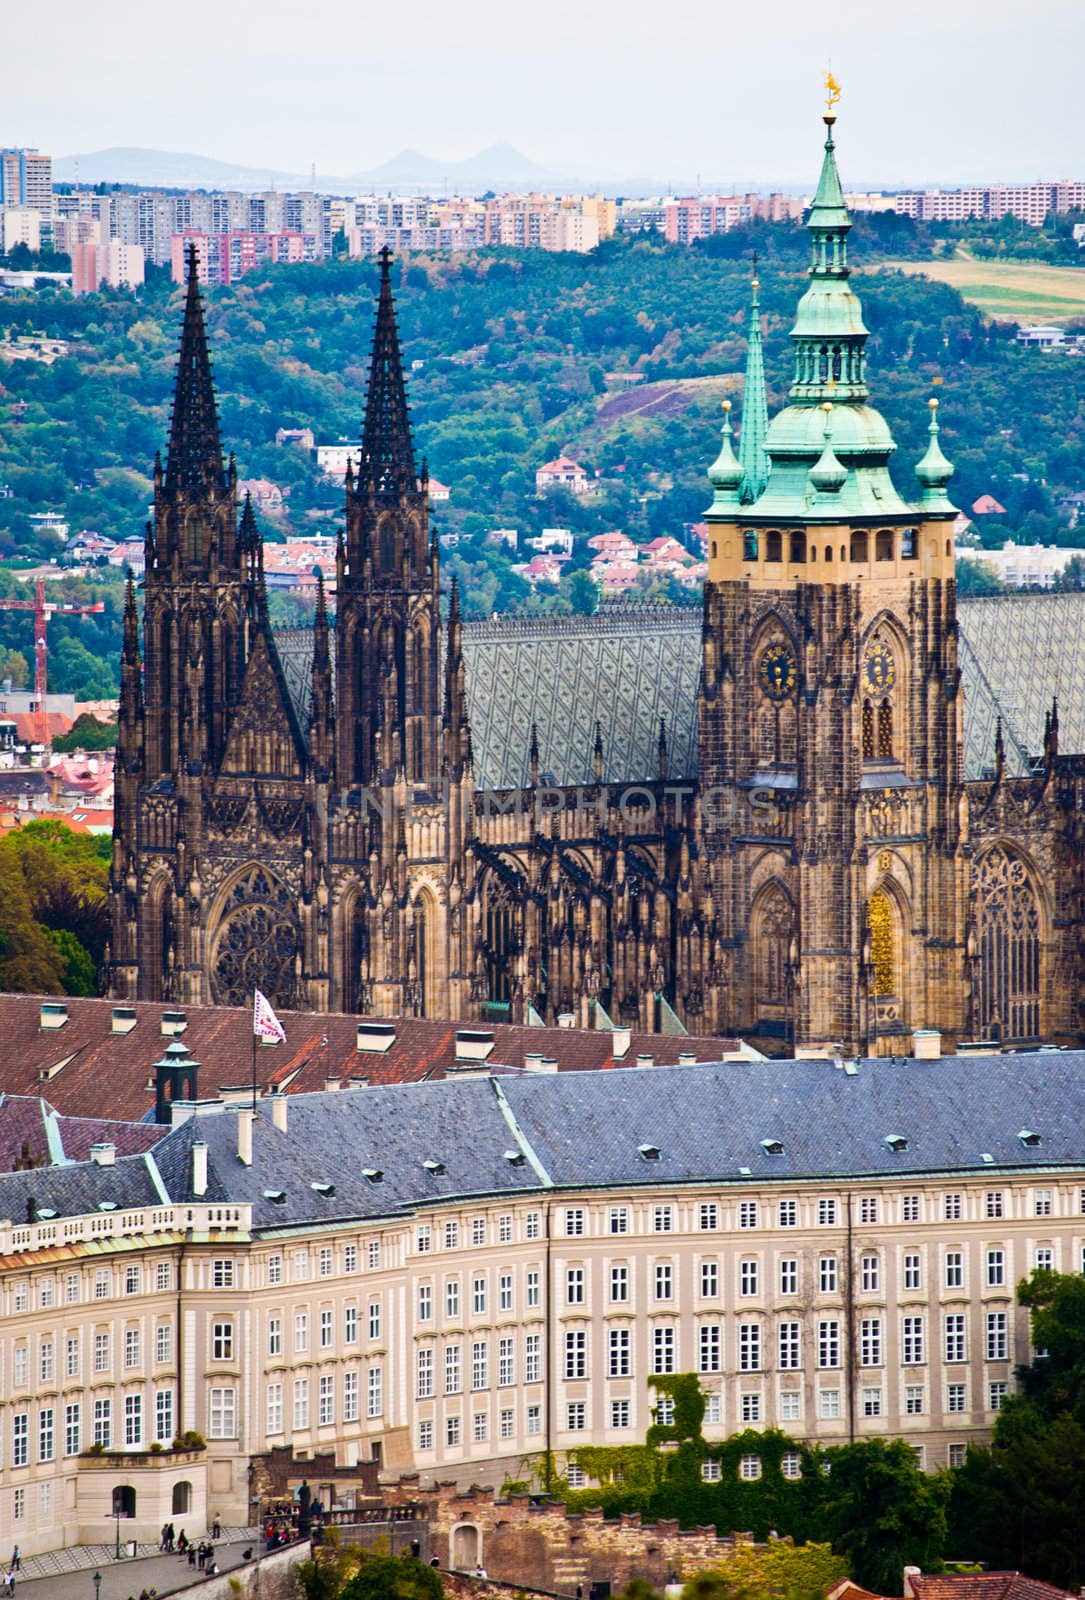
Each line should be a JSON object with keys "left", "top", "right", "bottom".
{"left": 275, "top": 593, "right": 1083, "bottom": 790}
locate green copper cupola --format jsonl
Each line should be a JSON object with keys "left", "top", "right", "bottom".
{"left": 789, "top": 112, "right": 870, "bottom": 404}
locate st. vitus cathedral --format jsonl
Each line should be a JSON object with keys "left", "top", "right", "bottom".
{"left": 109, "top": 117, "right": 1085, "bottom": 1053}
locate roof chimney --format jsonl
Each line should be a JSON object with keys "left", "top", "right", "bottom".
{"left": 237, "top": 1107, "right": 254, "bottom": 1167}
{"left": 678, "top": 1051, "right": 696, "bottom": 1066}
{"left": 611, "top": 1026, "right": 632, "bottom": 1060}
{"left": 39, "top": 1001, "right": 68, "bottom": 1031}
{"left": 270, "top": 1092, "right": 288, "bottom": 1133}
{"left": 160, "top": 1009, "right": 187, "bottom": 1037}
{"left": 636, "top": 1053, "right": 654, "bottom": 1069}
{"left": 903, "top": 1569, "right": 922, "bottom": 1600}
{"left": 324, "top": 1075, "right": 341, "bottom": 1093}
{"left": 912, "top": 1030, "right": 942, "bottom": 1060}
{"left": 192, "top": 1137, "right": 207, "bottom": 1197}
{"left": 89, "top": 1142, "right": 115, "bottom": 1167}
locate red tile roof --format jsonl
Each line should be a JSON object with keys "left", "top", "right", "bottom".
{"left": 0, "top": 994, "right": 743, "bottom": 1125}
{"left": 832, "top": 1573, "right": 1075, "bottom": 1600}
{"left": 910, "top": 1576, "right": 1075, "bottom": 1600}
{"left": 0, "top": 1094, "right": 163, "bottom": 1171}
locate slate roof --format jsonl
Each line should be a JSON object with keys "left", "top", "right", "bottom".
{"left": 155, "top": 1051, "right": 1085, "bottom": 1226}
{"left": 0, "top": 994, "right": 737, "bottom": 1124}
{"left": 277, "top": 594, "right": 1085, "bottom": 789}
{"left": 498, "top": 1052, "right": 1085, "bottom": 1189}
{"left": 155, "top": 1079, "right": 545, "bottom": 1227}
{"left": 0, "top": 1151, "right": 163, "bottom": 1224}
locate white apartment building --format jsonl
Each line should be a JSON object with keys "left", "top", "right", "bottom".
{"left": 1, "top": 209, "right": 41, "bottom": 253}
{"left": 0, "top": 1051, "right": 1082, "bottom": 1557}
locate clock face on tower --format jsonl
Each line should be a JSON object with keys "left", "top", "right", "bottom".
{"left": 758, "top": 642, "right": 797, "bottom": 701}
{"left": 863, "top": 646, "right": 896, "bottom": 695}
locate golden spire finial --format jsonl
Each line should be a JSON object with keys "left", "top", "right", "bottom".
{"left": 824, "top": 69, "right": 842, "bottom": 115}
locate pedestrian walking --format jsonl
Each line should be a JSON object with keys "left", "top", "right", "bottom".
{"left": 212, "top": 1515, "right": 222, "bottom": 1539}
{"left": 9, "top": 1549, "right": 18, "bottom": 1573}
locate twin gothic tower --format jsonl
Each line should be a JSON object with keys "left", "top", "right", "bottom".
{"left": 109, "top": 123, "right": 1078, "bottom": 1053}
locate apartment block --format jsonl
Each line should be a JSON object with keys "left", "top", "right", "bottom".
{"left": 0, "top": 148, "right": 52, "bottom": 214}
{"left": 1, "top": 209, "right": 41, "bottom": 253}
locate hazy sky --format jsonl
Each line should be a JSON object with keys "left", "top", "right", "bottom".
{"left": 5, "top": 0, "right": 1083, "bottom": 185}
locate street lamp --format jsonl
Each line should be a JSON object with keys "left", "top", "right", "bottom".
{"left": 114, "top": 1501, "right": 121, "bottom": 1560}
{"left": 93, "top": 1573, "right": 102, "bottom": 1600}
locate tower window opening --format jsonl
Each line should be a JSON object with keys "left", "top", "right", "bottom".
{"left": 946, "top": 538, "right": 952, "bottom": 558}
{"left": 862, "top": 701, "right": 875, "bottom": 760}
{"left": 379, "top": 522, "right": 395, "bottom": 572}
{"left": 789, "top": 532, "right": 806, "bottom": 563}
{"left": 744, "top": 530, "right": 759, "bottom": 561}
{"left": 850, "top": 531, "right": 869, "bottom": 563}
{"left": 877, "top": 701, "right": 894, "bottom": 759}
{"left": 901, "top": 527, "right": 916, "bottom": 559}
{"left": 876, "top": 529, "right": 894, "bottom": 561}
{"left": 840, "top": 545, "right": 846, "bottom": 562}
{"left": 825, "top": 547, "right": 833, "bottom": 564}
{"left": 868, "top": 889, "right": 897, "bottom": 998}
{"left": 766, "top": 530, "right": 782, "bottom": 562}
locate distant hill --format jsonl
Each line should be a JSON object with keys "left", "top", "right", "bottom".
{"left": 356, "top": 142, "right": 559, "bottom": 190}
{"left": 54, "top": 142, "right": 567, "bottom": 195}
{"left": 53, "top": 147, "right": 306, "bottom": 190}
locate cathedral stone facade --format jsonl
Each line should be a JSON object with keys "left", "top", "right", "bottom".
{"left": 109, "top": 126, "right": 1085, "bottom": 1055}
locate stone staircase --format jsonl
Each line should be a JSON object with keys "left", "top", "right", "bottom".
{"left": 19, "top": 1527, "right": 259, "bottom": 1584}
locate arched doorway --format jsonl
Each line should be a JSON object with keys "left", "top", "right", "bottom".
{"left": 973, "top": 845, "right": 1042, "bottom": 1040}
{"left": 112, "top": 1485, "right": 136, "bottom": 1518}
{"left": 451, "top": 1523, "right": 481, "bottom": 1570}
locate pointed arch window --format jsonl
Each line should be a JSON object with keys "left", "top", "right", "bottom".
{"left": 862, "top": 701, "right": 875, "bottom": 760}
{"left": 379, "top": 521, "right": 396, "bottom": 572}
{"left": 868, "top": 889, "right": 897, "bottom": 997}
{"left": 974, "top": 846, "right": 1041, "bottom": 1041}
{"left": 753, "top": 885, "right": 793, "bottom": 1005}
{"left": 877, "top": 701, "right": 893, "bottom": 758}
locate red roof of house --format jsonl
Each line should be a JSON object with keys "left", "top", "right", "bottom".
{"left": 0, "top": 994, "right": 743, "bottom": 1124}
{"left": 538, "top": 456, "right": 584, "bottom": 474}
{"left": 972, "top": 494, "right": 1007, "bottom": 516}
{"left": 831, "top": 1574, "right": 1075, "bottom": 1600}
{"left": 0, "top": 1094, "right": 163, "bottom": 1172}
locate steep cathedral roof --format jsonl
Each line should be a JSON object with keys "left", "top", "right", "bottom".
{"left": 275, "top": 594, "right": 1082, "bottom": 790}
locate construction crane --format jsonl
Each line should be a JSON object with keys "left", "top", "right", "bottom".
{"left": 0, "top": 578, "right": 105, "bottom": 748}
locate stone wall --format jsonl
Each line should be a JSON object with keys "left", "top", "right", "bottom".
{"left": 384, "top": 1479, "right": 750, "bottom": 1595}
{"left": 156, "top": 1539, "right": 306, "bottom": 1600}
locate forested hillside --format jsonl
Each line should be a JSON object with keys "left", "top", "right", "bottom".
{"left": 0, "top": 217, "right": 1083, "bottom": 686}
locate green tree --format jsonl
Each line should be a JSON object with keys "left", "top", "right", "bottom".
{"left": 818, "top": 1438, "right": 949, "bottom": 1594}
{"left": 45, "top": 927, "right": 98, "bottom": 995}
{"left": 950, "top": 1271, "right": 1085, "bottom": 1587}
{"left": 51, "top": 712, "right": 118, "bottom": 752}
{"left": 955, "top": 558, "right": 1004, "bottom": 596}
{"left": 680, "top": 1540, "right": 847, "bottom": 1600}
{"left": 340, "top": 1553, "right": 444, "bottom": 1600}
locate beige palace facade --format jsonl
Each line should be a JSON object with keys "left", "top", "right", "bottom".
{"left": 0, "top": 1050, "right": 1083, "bottom": 1555}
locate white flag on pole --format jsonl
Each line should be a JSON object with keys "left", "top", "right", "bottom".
{"left": 253, "top": 989, "right": 286, "bottom": 1044}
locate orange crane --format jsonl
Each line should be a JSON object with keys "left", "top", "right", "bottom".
{"left": 0, "top": 578, "right": 106, "bottom": 747}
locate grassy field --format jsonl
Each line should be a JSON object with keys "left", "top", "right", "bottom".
{"left": 869, "top": 256, "right": 1085, "bottom": 323}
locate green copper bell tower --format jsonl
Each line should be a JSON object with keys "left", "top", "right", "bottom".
{"left": 697, "top": 92, "right": 967, "bottom": 1058}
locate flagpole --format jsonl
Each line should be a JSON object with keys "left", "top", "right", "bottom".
{"left": 251, "top": 991, "right": 258, "bottom": 1113}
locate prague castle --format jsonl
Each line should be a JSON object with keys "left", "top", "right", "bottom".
{"left": 109, "top": 114, "right": 1085, "bottom": 1054}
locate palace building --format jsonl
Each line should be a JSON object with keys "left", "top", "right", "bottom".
{"left": 108, "top": 113, "right": 1085, "bottom": 1055}
{"left": 0, "top": 1053, "right": 1082, "bottom": 1553}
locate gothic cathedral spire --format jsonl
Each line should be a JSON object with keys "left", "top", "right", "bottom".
{"left": 337, "top": 253, "right": 442, "bottom": 789}
{"left": 357, "top": 246, "right": 417, "bottom": 500}
{"left": 165, "top": 243, "right": 226, "bottom": 499}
